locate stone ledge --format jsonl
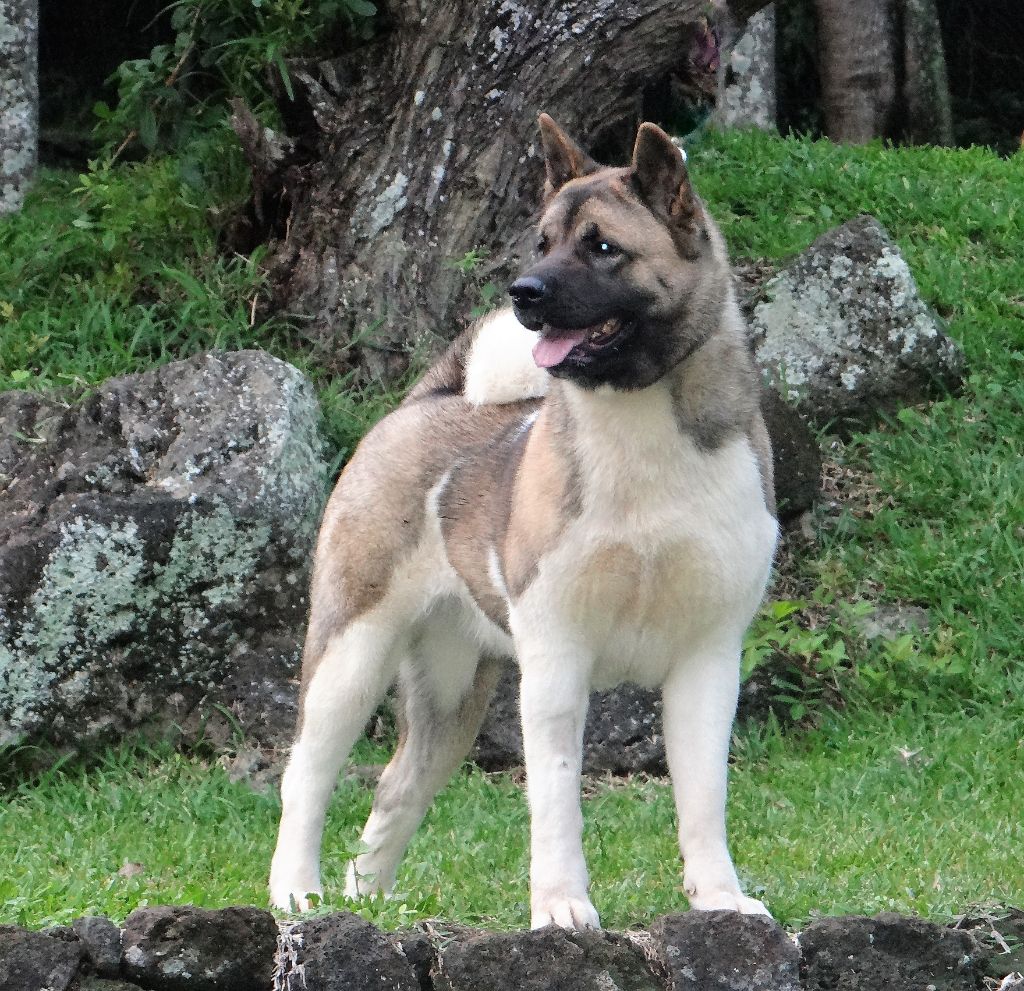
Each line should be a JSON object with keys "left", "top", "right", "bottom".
{"left": 2, "top": 905, "right": 1018, "bottom": 991}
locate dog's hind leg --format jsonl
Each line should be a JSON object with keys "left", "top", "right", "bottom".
{"left": 662, "top": 637, "right": 770, "bottom": 917}
{"left": 269, "top": 619, "right": 403, "bottom": 912}
{"left": 345, "top": 619, "right": 504, "bottom": 898}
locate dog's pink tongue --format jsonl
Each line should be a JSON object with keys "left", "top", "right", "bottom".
{"left": 533, "top": 330, "right": 589, "bottom": 368}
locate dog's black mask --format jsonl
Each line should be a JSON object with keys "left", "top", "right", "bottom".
{"left": 508, "top": 116, "right": 711, "bottom": 391}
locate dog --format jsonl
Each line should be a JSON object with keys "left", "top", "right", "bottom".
{"left": 269, "top": 114, "right": 778, "bottom": 929}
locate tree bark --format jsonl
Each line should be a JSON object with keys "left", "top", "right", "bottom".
{"left": 0, "top": 0, "right": 38, "bottom": 214}
{"left": 900, "top": 0, "right": 953, "bottom": 145}
{"left": 813, "top": 0, "right": 898, "bottom": 144}
{"left": 812, "top": 0, "right": 952, "bottom": 147}
{"left": 715, "top": 3, "right": 777, "bottom": 131}
{"left": 235, "top": 0, "right": 772, "bottom": 381}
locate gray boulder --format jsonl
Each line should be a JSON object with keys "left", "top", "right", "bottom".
{"left": 750, "top": 215, "right": 965, "bottom": 427}
{"left": 0, "top": 350, "right": 327, "bottom": 756}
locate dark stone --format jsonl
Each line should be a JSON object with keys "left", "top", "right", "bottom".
{"left": 121, "top": 905, "right": 277, "bottom": 991}
{"left": 472, "top": 666, "right": 524, "bottom": 771}
{"left": 73, "top": 915, "right": 123, "bottom": 977}
{"left": 396, "top": 929, "right": 438, "bottom": 991}
{"left": 79, "top": 979, "right": 145, "bottom": 991}
{"left": 0, "top": 924, "right": 84, "bottom": 991}
{"left": 760, "top": 388, "right": 821, "bottom": 521}
{"left": 969, "top": 906, "right": 1024, "bottom": 980}
{"left": 651, "top": 911, "right": 800, "bottom": 990}
{"left": 437, "top": 926, "right": 662, "bottom": 991}
{"left": 750, "top": 215, "right": 965, "bottom": 429}
{"left": 294, "top": 912, "right": 420, "bottom": 991}
{"left": 475, "top": 668, "right": 667, "bottom": 775}
{"left": 800, "top": 913, "right": 984, "bottom": 990}
{"left": 0, "top": 351, "right": 327, "bottom": 761}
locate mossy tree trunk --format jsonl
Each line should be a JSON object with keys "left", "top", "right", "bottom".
{"left": 233, "top": 0, "right": 771, "bottom": 382}
{"left": 812, "top": 0, "right": 899, "bottom": 144}
{"left": 0, "top": 0, "right": 38, "bottom": 214}
{"left": 812, "top": 0, "right": 952, "bottom": 147}
{"left": 900, "top": 0, "right": 953, "bottom": 146}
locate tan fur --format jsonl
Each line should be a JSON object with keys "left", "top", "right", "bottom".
{"left": 503, "top": 406, "right": 580, "bottom": 597}
{"left": 300, "top": 395, "right": 528, "bottom": 698}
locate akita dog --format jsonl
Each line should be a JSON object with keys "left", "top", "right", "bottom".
{"left": 269, "top": 115, "right": 778, "bottom": 929}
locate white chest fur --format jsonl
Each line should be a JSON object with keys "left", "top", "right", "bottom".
{"left": 515, "top": 383, "right": 777, "bottom": 688}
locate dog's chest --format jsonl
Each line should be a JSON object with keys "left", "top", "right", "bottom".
{"left": 520, "top": 386, "right": 776, "bottom": 684}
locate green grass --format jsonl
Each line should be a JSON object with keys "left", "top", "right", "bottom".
{"left": 2, "top": 701, "right": 1021, "bottom": 930}
{"left": 0, "top": 161, "right": 398, "bottom": 466}
{"left": 2, "top": 130, "right": 1023, "bottom": 931}
{"left": 694, "top": 131, "right": 1024, "bottom": 705}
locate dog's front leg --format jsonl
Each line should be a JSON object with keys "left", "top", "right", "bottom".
{"left": 518, "top": 650, "right": 600, "bottom": 930}
{"left": 662, "top": 640, "right": 770, "bottom": 916}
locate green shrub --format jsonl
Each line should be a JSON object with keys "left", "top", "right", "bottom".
{"left": 95, "top": 0, "right": 377, "bottom": 156}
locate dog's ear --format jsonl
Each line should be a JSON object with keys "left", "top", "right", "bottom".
{"left": 538, "top": 113, "right": 598, "bottom": 198}
{"left": 631, "top": 122, "right": 702, "bottom": 235}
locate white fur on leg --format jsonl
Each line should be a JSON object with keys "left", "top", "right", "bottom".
{"left": 517, "top": 646, "right": 600, "bottom": 930}
{"left": 269, "top": 622, "right": 400, "bottom": 912}
{"left": 463, "top": 308, "right": 550, "bottom": 406}
{"left": 662, "top": 641, "right": 771, "bottom": 918}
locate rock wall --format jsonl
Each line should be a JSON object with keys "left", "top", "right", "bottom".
{"left": 2, "top": 905, "right": 1018, "bottom": 991}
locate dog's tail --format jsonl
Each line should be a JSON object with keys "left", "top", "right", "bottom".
{"left": 462, "top": 308, "right": 550, "bottom": 405}
{"left": 407, "top": 308, "right": 550, "bottom": 406}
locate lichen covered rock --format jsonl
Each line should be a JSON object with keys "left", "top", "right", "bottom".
{"left": 0, "top": 351, "right": 327, "bottom": 756}
{"left": 751, "top": 215, "right": 964, "bottom": 427}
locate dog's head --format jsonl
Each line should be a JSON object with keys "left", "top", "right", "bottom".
{"left": 510, "top": 114, "right": 729, "bottom": 390}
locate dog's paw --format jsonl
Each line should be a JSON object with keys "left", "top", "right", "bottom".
{"left": 269, "top": 857, "right": 323, "bottom": 913}
{"left": 687, "top": 890, "right": 772, "bottom": 917}
{"left": 269, "top": 882, "right": 323, "bottom": 913}
{"left": 531, "top": 895, "right": 601, "bottom": 931}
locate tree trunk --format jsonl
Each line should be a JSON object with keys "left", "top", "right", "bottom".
{"left": 716, "top": 3, "right": 777, "bottom": 131}
{"left": 235, "top": 0, "right": 771, "bottom": 381}
{"left": 813, "top": 0, "right": 898, "bottom": 144}
{"left": 900, "top": 0, "right": 953, "bottom": 145}
{"left": 0, "top": 0, "right": 38, "bottom": 214}
{"left": 812, "top": 0, "right": 952, "bottom": 147}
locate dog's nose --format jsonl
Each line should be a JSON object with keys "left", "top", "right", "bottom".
{"left": 508, "top": 275, "right": 547, "bottom": 308}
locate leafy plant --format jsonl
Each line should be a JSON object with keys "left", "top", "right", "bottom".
{"left": 95, "top": 0, "right": 378, "bottom": 157}
{"left": 448, "top": 248, "right": 502, "bottom": 318}
{"left": 742, "top": 599, "right": 854, "bottom": 722}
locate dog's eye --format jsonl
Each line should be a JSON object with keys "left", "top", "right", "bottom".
{"left": 591, "top": 239, "right": 621, "bottom": 258}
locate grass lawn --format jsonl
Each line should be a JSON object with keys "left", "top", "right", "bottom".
{"left": 1, "top": 130, "right": 1022, "bottom": 930}
{"left": 2, "top": 702, "right": 1021, "bottom": 930}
